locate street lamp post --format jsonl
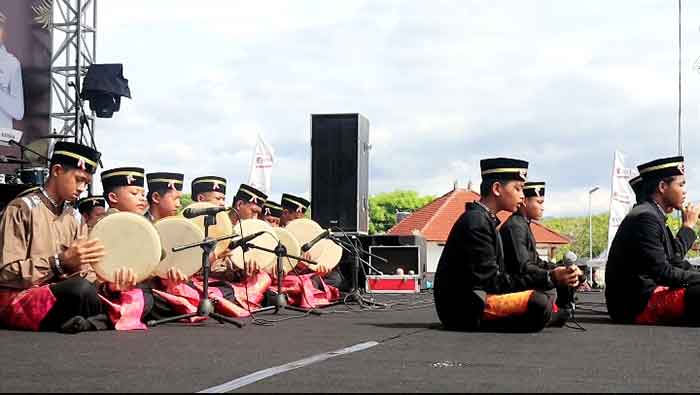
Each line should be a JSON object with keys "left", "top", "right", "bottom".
{"left": 588, "top": 186, "right": 600, "bottom": 261}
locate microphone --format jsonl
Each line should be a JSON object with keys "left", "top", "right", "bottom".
{"left": 301, "top": 229, "right": 331, "bottom": 253}
{"left": 228, "top": 230, "right": 266, "bottom": 251}
{"left": 182, "top": 205, "right": 227, "bottom": 219}
{"left": 563, "top": 251, "right": 578, "bottom": 267}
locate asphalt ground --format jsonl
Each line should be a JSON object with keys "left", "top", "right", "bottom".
{"left": 1, "top": 291, "right": 698, "bottom": 393}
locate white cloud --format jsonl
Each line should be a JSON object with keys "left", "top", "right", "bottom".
{"left": 90, "top": 1, "right": 700, "bottom": 216}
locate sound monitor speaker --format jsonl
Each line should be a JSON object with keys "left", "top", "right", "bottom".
{"left": 311, "top": 113, "right": 369, "bottom": 233}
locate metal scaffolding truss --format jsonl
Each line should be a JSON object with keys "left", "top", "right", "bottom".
{"left": 49, "top": 0, "right": 96, "bottom": 147}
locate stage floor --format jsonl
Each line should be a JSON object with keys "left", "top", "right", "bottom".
{"left": 1, "top": 291, "right": 698, "bottom": 393}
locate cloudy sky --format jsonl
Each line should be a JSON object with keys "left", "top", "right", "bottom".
{"left": 91, "top": 0, "right": 700, "bottom": 217}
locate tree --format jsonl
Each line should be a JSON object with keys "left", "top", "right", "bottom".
{"left": 179, "top": 193, "right": 193, "bottom": 214}
{"left": 369, "top": 190, "right": 435, "bottom": 234}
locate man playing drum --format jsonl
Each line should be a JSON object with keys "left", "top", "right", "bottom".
{"left": 0, "top": 142, "right": 121, "bottom": 333}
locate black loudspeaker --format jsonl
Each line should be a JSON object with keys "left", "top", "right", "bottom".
{"left": 311, "top": 114, "right": 369, "bottom": 233}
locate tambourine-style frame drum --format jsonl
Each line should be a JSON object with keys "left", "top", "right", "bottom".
{"left": 181, "top": 202, "right": 233, "bottom": 257}
{"left": 16, "top": 167, "right": 48, "bottom": 186}
{"left": 153, "top": 217, "right": 205, "bottom": 279}
{"left": 90, "top": 212, "right": 162, "bottom": 283}
{"left": 229, "top": 219, "right": 277, "bottom": 273}
{"left": 285, "top": 218, "right": 342, "bottom": 272}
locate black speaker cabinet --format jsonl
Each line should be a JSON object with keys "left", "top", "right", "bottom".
{"left": 311, "top": 113, "right": 369, "bottom": 233}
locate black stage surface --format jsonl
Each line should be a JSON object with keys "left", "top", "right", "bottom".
{"left": 1, "top": 291, "right": 699, "bottom": 393}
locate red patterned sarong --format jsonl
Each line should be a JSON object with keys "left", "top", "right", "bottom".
{"left": 270, "top": 273, "right": 340, "bottom": 309}
{"left": 482, "top": 290, "right": 534, "bottom": 321}
{"left": 0, "top": 286, "right": 57, "bottom": 331}
{"left": 635, "top": 286, "right": 686, "bottom": 325}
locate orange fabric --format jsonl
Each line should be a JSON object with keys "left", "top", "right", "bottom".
{"left": 482, "top": 290, "right": 534, "bottom": 321}
{"left": 635, "top": 286, "right": 686, "bottom": 325}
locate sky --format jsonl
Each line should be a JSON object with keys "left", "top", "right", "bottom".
{"left": 88, "top": 0, "right": 700, "bottom": 217}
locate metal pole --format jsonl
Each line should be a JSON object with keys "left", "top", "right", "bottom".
{"left": 589, "top": 193, "right": 593, "bottom": 261}
{"left": 74, "top": 0, "right": 82, "bottom": 144}
{"left": 678, "top": 0, "right": 683, "bottom": 155}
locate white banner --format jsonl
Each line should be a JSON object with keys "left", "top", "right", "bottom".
{"left": 248, "top": 133, "right": 275, "bottom": 195}
{"left": 606, "top": 150, "right": 638, "bottom": 253}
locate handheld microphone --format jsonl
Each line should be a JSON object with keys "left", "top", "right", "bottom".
{"left": 301, "top": 229, "right": 331, "bottom": 253}
{"left": 182, "top": 206, "right": 227, "bottom": 219}
{"left": 228, "top": 230, "right": 266, "bottom": 251}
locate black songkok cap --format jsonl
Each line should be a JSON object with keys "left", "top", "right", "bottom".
{"left": 77, "top": 196, "right": 106, "bottom": 214}
{"left": 281, "top": 193, "right": 311, "bottom": 214}
{"left": 523, "top": 182, "right": 545, "bottom": 198}
{"left": 147, "top": 172, "right": 184, "bottom": 192}
{"left": 234, "top": 184, "right": 267, "bottom": 208}
{"left": 192, "top": 176, "right": 227, "bottom": 197}
{"left": 51, "top": 142, "right": 101, "bottom": 174}
{"left": 263, "top": 200, "right": 283, "bottom": 218}
{"left": 101, "top": 167, "right": 145, "bottom": 190}
{"left": 480, "top": 157, "right": 529, "bottom": 182}
{"left": 637, "top": 156, "right": 685, "bottom": 180}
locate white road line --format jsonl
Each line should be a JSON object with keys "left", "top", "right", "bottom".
{"left": 198, "top": 341, "right": 380, "bottom": 393}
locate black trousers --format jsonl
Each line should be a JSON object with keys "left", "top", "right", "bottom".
{"left": 40, "top": 277, "right": 106, "bottom": 331}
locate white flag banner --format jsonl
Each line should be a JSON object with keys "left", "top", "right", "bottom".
{"left": 606, "top": 150, "right": 638, "bottom": 253}
{"left": 248, "top": 133, "right": 275, "bottom": 195}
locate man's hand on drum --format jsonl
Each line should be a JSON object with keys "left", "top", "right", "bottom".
{"left": 165, "top": 267, "right": 189, "bottom": 284}
{"left": 245, "top": 260, "right": 261, "bottom": 277}
{"left": 300, "top": 251, "right": 328, "bottom": 275}
{"left": 60, "top": 238, "right": 106, "bottom": 272}
{"left": 107, "top": 267, "right": 137, "bottom": 292}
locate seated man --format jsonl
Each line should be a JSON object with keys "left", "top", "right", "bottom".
{"left": 145, "top": 172, "right": 184, "bottom": 222}
{"left": 606, "top": 156, "right": 700, "bottom": 325}
{"left": 434, "top": 158, "right": 580, "bottom": 332}
{"left": 229, "top": 184, "right": 267, "bottom": 225}
{"left": 77, "top": 196, "right": 106, "bottom": 230}
{"left": 279, "top": 193, "right": 309, "bottom": 227}
{"left": 191, "top": 176, "right": 227, "bottom": 207}
{"left": 0, "top": 142, "right": 113, "bottom": 332}
{"left": 100, "top": 167, "right": 186, "bottom": 329}
{"left": 262, "top": 200, "right": 283, "bottom": 227}
{"left": 499, "top": 181, "right": 578, "bottom": 324}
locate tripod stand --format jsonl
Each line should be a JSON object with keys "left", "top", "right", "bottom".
{"left": 147, "top": 213, "right": 246, "bottom": 328}
{"left": 247, "top": 240, "right": 323, "bottom": 316}
{"left": 319, "top": 232, "right": 388, "bottom": 309}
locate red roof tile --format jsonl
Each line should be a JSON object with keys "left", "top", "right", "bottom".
{"left": 388, "top": 188, "right": 569, "bottom": 245}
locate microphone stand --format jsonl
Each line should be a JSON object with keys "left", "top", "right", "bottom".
{"left": 246, "top": 240, "right": 323, "bottom": 315}
{"left": 147, "top": 213, "right": 246, "bottom": 328}
{"left": 318, "top": 231, "right": 389, "bottom": 309}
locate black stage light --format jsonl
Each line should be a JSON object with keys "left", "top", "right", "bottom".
{"left": 80, "top": 64, "right": 131, "bottom": 118}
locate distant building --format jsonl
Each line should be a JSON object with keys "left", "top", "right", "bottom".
{"left": 388, "top": 188, "right": 570, "bottom": 272}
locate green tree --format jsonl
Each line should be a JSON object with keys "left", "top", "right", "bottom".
{"left": 543, "top": 213, "right": 609, "bottom": 261}
{"left": 178, "top": 193, "right": 193, "bottom": 214}
{"left": 369, "top": 190, "right": 435, "bottom": 234}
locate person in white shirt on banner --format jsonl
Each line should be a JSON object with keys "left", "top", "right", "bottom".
{"left": 0, "top": 12, "right": 24, "bottom": 129}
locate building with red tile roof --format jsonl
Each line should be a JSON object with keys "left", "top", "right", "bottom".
{"left": 388, "top": 187, "right": 570, "bottom": 272}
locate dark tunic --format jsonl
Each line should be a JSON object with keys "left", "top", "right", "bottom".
{"left": 605, "top": 200, "right": 700, "bottom": 323}
{"left": 500, "top": 212, "right": 555, "bottom": 274}
{"left": 434, "top": 202, "right": 552, "bottom": 328}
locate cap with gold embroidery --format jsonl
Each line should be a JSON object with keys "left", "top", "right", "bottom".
{"left": 263, "top": 200, "right": 283, "bottom": 218}
{"left": 77, "top": 196, "right": 106, "bottom": 214}
{"left": 637, "top": 156, "right": 685, "bottom": 180}
{"left": 281, "top": 193, "right": 310, "bottom": 214}
{"left": 523, "top": 182, "right": 545, "bottom": 198}
{"left": 234, "top": 184, "right": 267, "bottom": 208}
{"left": 147, "top": 172, "right": 184, "bottom": 192}
{"left": 480, "top": 157, "right": 528, "bottom": 182}
{"left": 50, "top": 142, "right": 101, "bottom": 174}
{"left": 629, "top": 174, "right": 643, "bottom": 203}
{"left": 101, "top": 167, "right": 145, "bottom": 190}
{"left": 192, "top": 176, "right": 226, "bottom": 197}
